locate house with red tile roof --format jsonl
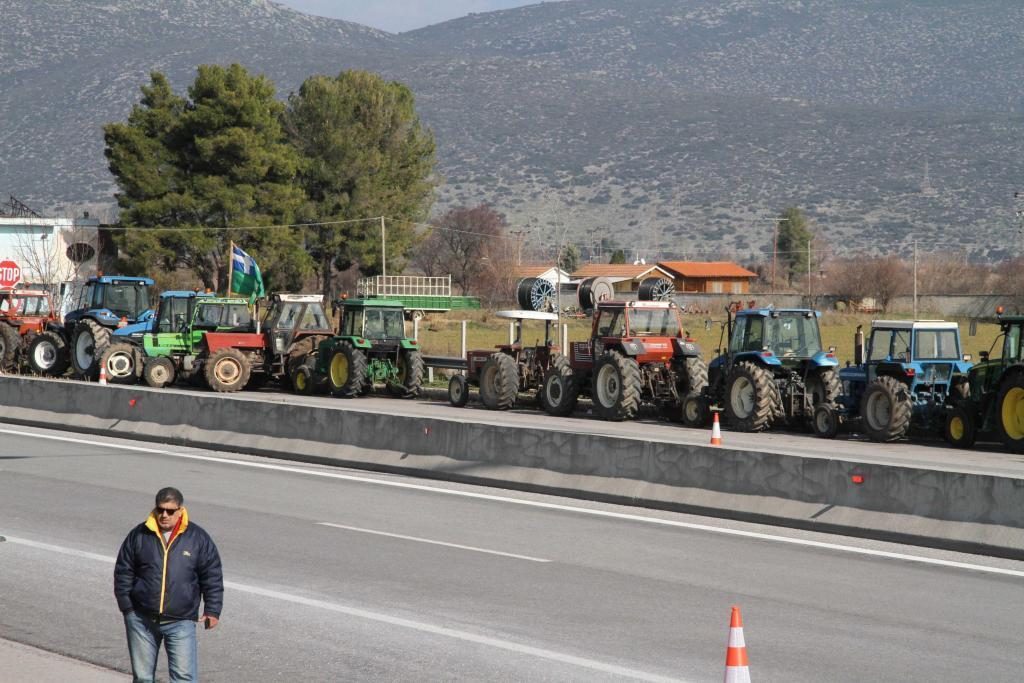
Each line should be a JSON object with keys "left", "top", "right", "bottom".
{"left": 657, "top": 261, "right": 758, "bottom": 294}
{"left": 570, "top": 263, "right": 676, "bottom": 294}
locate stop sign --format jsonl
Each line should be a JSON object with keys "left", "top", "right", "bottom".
{"left": 0, "top": 260, "right": 22, "bottom": 287}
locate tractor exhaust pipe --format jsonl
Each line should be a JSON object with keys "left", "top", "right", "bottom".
{"left": 854, "top": 324, "right": 864, "bottom": 366}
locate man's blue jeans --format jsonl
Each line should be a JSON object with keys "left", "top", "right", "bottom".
{"left": 124, "top": 610, "right": 198, "bottom": 682}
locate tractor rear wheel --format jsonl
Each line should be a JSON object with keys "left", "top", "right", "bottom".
{"left": 100, "top": 342, "right": 140, "bottom": 384}
{"left": 860, "top": 375, "right": 912, "bottom": 442}
{"left": 592, "top": 351, "right": 641, "bottom": 421}
{"left": 996, "top": 374, "right": 1024, "bottom": 454}
{"left": 143, "top": 357, "right": 176, "bottom": 389}
{"left": 724, "top": 361, "right": 775, "bottom": 432}
{"left": 71, "top": 320, "right": 111, "bottom": 379}
{"left": 540, "top": 354, "right": 579, "bottom": 416}
{"left": 448, "top": 374, "right": 469, "bottom": 407}
{"left": 0, "top": 325, "right": 19, "bottom": 371}
{"left": 479, "top": 352, "right": 519, "bottom": 410}
{"left": 388, "top": 349, "right": 424, "bottom": 398}
{"left": 944, "top": 405, "right": 977, "bottom": 449}
{"left": 328, "top": 342, "right": 367, "bottom": 398}
{"left": 27, "top": 331, "right": 69, "bottom": 376}
{"left": 807, "top": 368, "right": 841, "bottom": 407}
{"left": 204, "top": 347, "right": 250, "bottom": 393}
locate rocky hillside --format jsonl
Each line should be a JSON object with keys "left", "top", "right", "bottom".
{"left": 3, "top": 0, "right": 1023, "bottom": 262}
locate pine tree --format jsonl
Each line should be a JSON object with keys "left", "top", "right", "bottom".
{"left": 776, "top": 207, "right": 813, "bottom": 285}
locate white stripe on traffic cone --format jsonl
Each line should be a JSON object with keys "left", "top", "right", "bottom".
{"left": 710, "top": 411, "right": 723, "bottom": 446}
{"left": 98, "top": 365, "right": 108, "bottom": 386}
{"left": 724, "top": 605, "right": 750, "bottom": 683}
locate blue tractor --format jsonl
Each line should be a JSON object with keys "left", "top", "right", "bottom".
{"left": 683, "top": 307, "right": 840, "bottom": 432}
{"left": 28, "top": 275, "right": 154, "bottom": 379}
{"left": 816, "top": 320, "right": 972, "bottom": 441}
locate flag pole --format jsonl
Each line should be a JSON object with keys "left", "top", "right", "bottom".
{"left": 227, "top": 240, "right": 234, "bottom": 296}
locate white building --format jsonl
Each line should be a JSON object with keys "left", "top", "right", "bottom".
{"left": 0, "top": 214, "right": 101, "bottom": 289}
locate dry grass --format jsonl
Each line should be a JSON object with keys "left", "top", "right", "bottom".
{"left": 414, "top": 309, "right": 1004, "bottom": 366}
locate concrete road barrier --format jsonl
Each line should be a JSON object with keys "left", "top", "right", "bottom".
{"left": 2, "top": 376, "right": 1023, "bottom": 558}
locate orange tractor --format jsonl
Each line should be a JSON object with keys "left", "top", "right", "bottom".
{"left": 0, "top": 286, "right": 62, "bottom": 373}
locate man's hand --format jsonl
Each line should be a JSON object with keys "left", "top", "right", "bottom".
{"left": 201, "top": 614, "right": 219, "bottom": 630}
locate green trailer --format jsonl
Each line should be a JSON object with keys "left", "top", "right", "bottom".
{"left": 357, "top": 275, "right": 480, "bottom": 320}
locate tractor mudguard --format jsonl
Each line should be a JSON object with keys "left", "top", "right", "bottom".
{"left": 616, "top": 341, "right": 645, "bottom": 357}
{"left": 399, "top": 339, "right": 421, "bottom": 350}
{"left": 808, "top": 350, "right": 840, "bottom": 368}
{"left": 674, "top": 338, "right": 702, "bottom": 357}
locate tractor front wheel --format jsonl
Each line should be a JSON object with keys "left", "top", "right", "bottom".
{"left": 944, "top": 405, "right": 977, "bottom": 449}
{"left": 27, "top": 331, "right": 69, "bottom": 376}
{"left": 143, "top": 357, "right": 176, "bottom": 389}
{"left": 328, "top": 342, "right": 367, "bottom": 398}
{"left": 540, "top": 354, "right": 578, "bottom": 417}
{"left": 479, "top": 353, "right": 519, "bottom": 410}
{"left": 681, "top": 393, "right": 711, "bottom": 428}
{"left": 388, "top": 349, "right": 424, "bottom": 398}
{"left": 292, "top": 362, "right": 317, "bottom": 396}
{"left": 592, "top": 351, "right": 641, "bottom": 421}
{"left": 448, "top": 374, "right": 469, "bottom": 407}
{"left": 724, "top": 361, "right": 775, "bottom": 432}
{"left": 860, "top": 375, "right": 912, "bottom": 442}
{"left": 100, "top": 342, "right": 141, "bottom": 384}
{"left": 811, "top": 403, "right": 840, "bottom": 439}
{"left": 996, "top": 374, "right": 1024, "bottom": 453}
{"left": 204, "top": 348, "right": 250, "bottom": 393}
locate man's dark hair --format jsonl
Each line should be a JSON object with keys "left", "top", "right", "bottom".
{"left": 155, "top": 487, "right": 184, "bottom": 507}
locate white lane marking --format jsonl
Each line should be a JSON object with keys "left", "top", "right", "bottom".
{"left": 317, "top": 522, "right": 550, "bottom": 563}
{"left": 1, "top": 535, "right": 683, "bottom": 683}
{"left": 4, "top": 426, "right": 1024, "bottom": 579}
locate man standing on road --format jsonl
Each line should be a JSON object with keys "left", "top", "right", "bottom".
{"left": 114, "top": 487, "right": 223, "bottom": 682}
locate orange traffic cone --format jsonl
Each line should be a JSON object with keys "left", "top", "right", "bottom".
{"left": 724, "top": 606, "right": 750, "bottom": 683}
{"left": 710, "top": 411, "right": 723, "bottom": 446}
{"left": 98, "top": 365, "right": 108, "bottom": 386}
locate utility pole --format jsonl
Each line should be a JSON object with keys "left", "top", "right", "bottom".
{"left": 913, "top": 238, "right": 918, "bottom": 320}
{"left": 380, "top": 216, "right": 387, "bottom": 278}
{"left": 771, "top": 217, "right": 789, "bottom": 292}
{"left": 806, "top": 239, "right": 812, "bottom": 301}
{"left": 509, "top": 229, "right": 528, "bottom": 266}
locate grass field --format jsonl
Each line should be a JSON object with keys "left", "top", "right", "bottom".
{"left": 414, "top": 309, "right": 1005, "bottom": 368}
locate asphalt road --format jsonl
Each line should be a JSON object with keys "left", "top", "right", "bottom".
{"left": 2, "top": 424, "right": 1023, "bottom": 681}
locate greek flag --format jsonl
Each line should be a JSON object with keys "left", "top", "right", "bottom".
{"left": 230, "top": 244, "right": 265, "bottom": 301}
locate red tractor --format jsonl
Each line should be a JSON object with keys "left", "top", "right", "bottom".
{"left": 197, "top": 293, "right": 334, "bottom": 392}
{"left": 0, "top": 286, "right": 62, "bottom": 373}
{"left": 538, "top": 300, "right": 708, "bottom": 421}
{"left": 447, "top": 310, "right": 560, "bottom": 409}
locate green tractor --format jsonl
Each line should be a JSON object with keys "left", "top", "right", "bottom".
{"left": 943, "top": 310, "right": 1024, "bottom": 453}
{"left": 109, "top": 293, "right": 255, "bottom": 388}
{"left": 292, "top": 298, "right": 424, "bottom": 398}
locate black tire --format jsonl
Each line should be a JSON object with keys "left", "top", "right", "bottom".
{"left": 539, "top": 354, "right": 579, "bottom": 416}
{"left": 143, "top": 357, "right": 176, "bottom": 389}
{"left": 100, "top": 342, "right": 141, "bottom": 385}
{"left": 591, "top": 351, "right": 642, "bottom": 421}
{"left": 949, "top": 375, "right": 970, "bottom": 404}
{"left": 70, "top": 319, "right": 111, "bottom": 379}
{"left": 204, "top": 347, "right": 250, "bottom": 393}
{"left": 388, "top": 349, "right": 424, "bottom": 398}
{"left": 681, "top": 393, "right": 712, "bottom": 428}
{"left": 678, "top": 355, "right": 709, "bottom": 396}
{"left": 807, "top": 368, "right": 841, "bottom": 407}
{"left": 479, "top": 352, "right": 519, "bottom": 410}
{"left": 27, "top": 330, "right": 69, "bottom": 376}
{"left": 327, "top": 342, "right": 367, "bottom": 398}
{"left": 811, "top": 403, "right": 840, "bottom": 439}
{"left": 996, "top": 374, "right": 1024, "bottom": 454}
{"left": 291, "top": 362, "right": 317, "bottom": 396}
{"left": 943, "top": 405, "right": 977, "bottom": 449}
{"left": 724, "top": 361, "right": 776, "bottom": 432}
{"left": 860, "top": 375, "right": 912, "bottom": 442}
{"left": 448, "top": 374, "right": 469, "bottom": 407}
{"left": 0, "top": 324, "right": 19, "bottom": 371}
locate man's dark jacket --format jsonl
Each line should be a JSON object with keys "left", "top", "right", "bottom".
{"left": 114, "top": 508, "right": 223, "bottom": 621}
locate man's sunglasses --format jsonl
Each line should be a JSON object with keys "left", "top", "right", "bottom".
{"left": 156, "top": 506, "right": 180, "bottom": 517}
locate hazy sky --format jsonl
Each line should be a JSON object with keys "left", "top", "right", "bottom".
{"left": 278, "top": 1, "right": 544, "bottom": 33}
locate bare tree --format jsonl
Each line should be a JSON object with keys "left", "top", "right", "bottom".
{"left": 413, "top": 205, "right": 509, "bottom": 296}
{"left": 12, "top": 222, "right": 97, "bottom": 312}
{"left": 829, "top": 256, "right": 912, "bottom": 311}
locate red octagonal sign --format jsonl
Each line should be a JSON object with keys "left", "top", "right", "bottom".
{"left": 0, "top": 260, "right": 22, "bottom": 288}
